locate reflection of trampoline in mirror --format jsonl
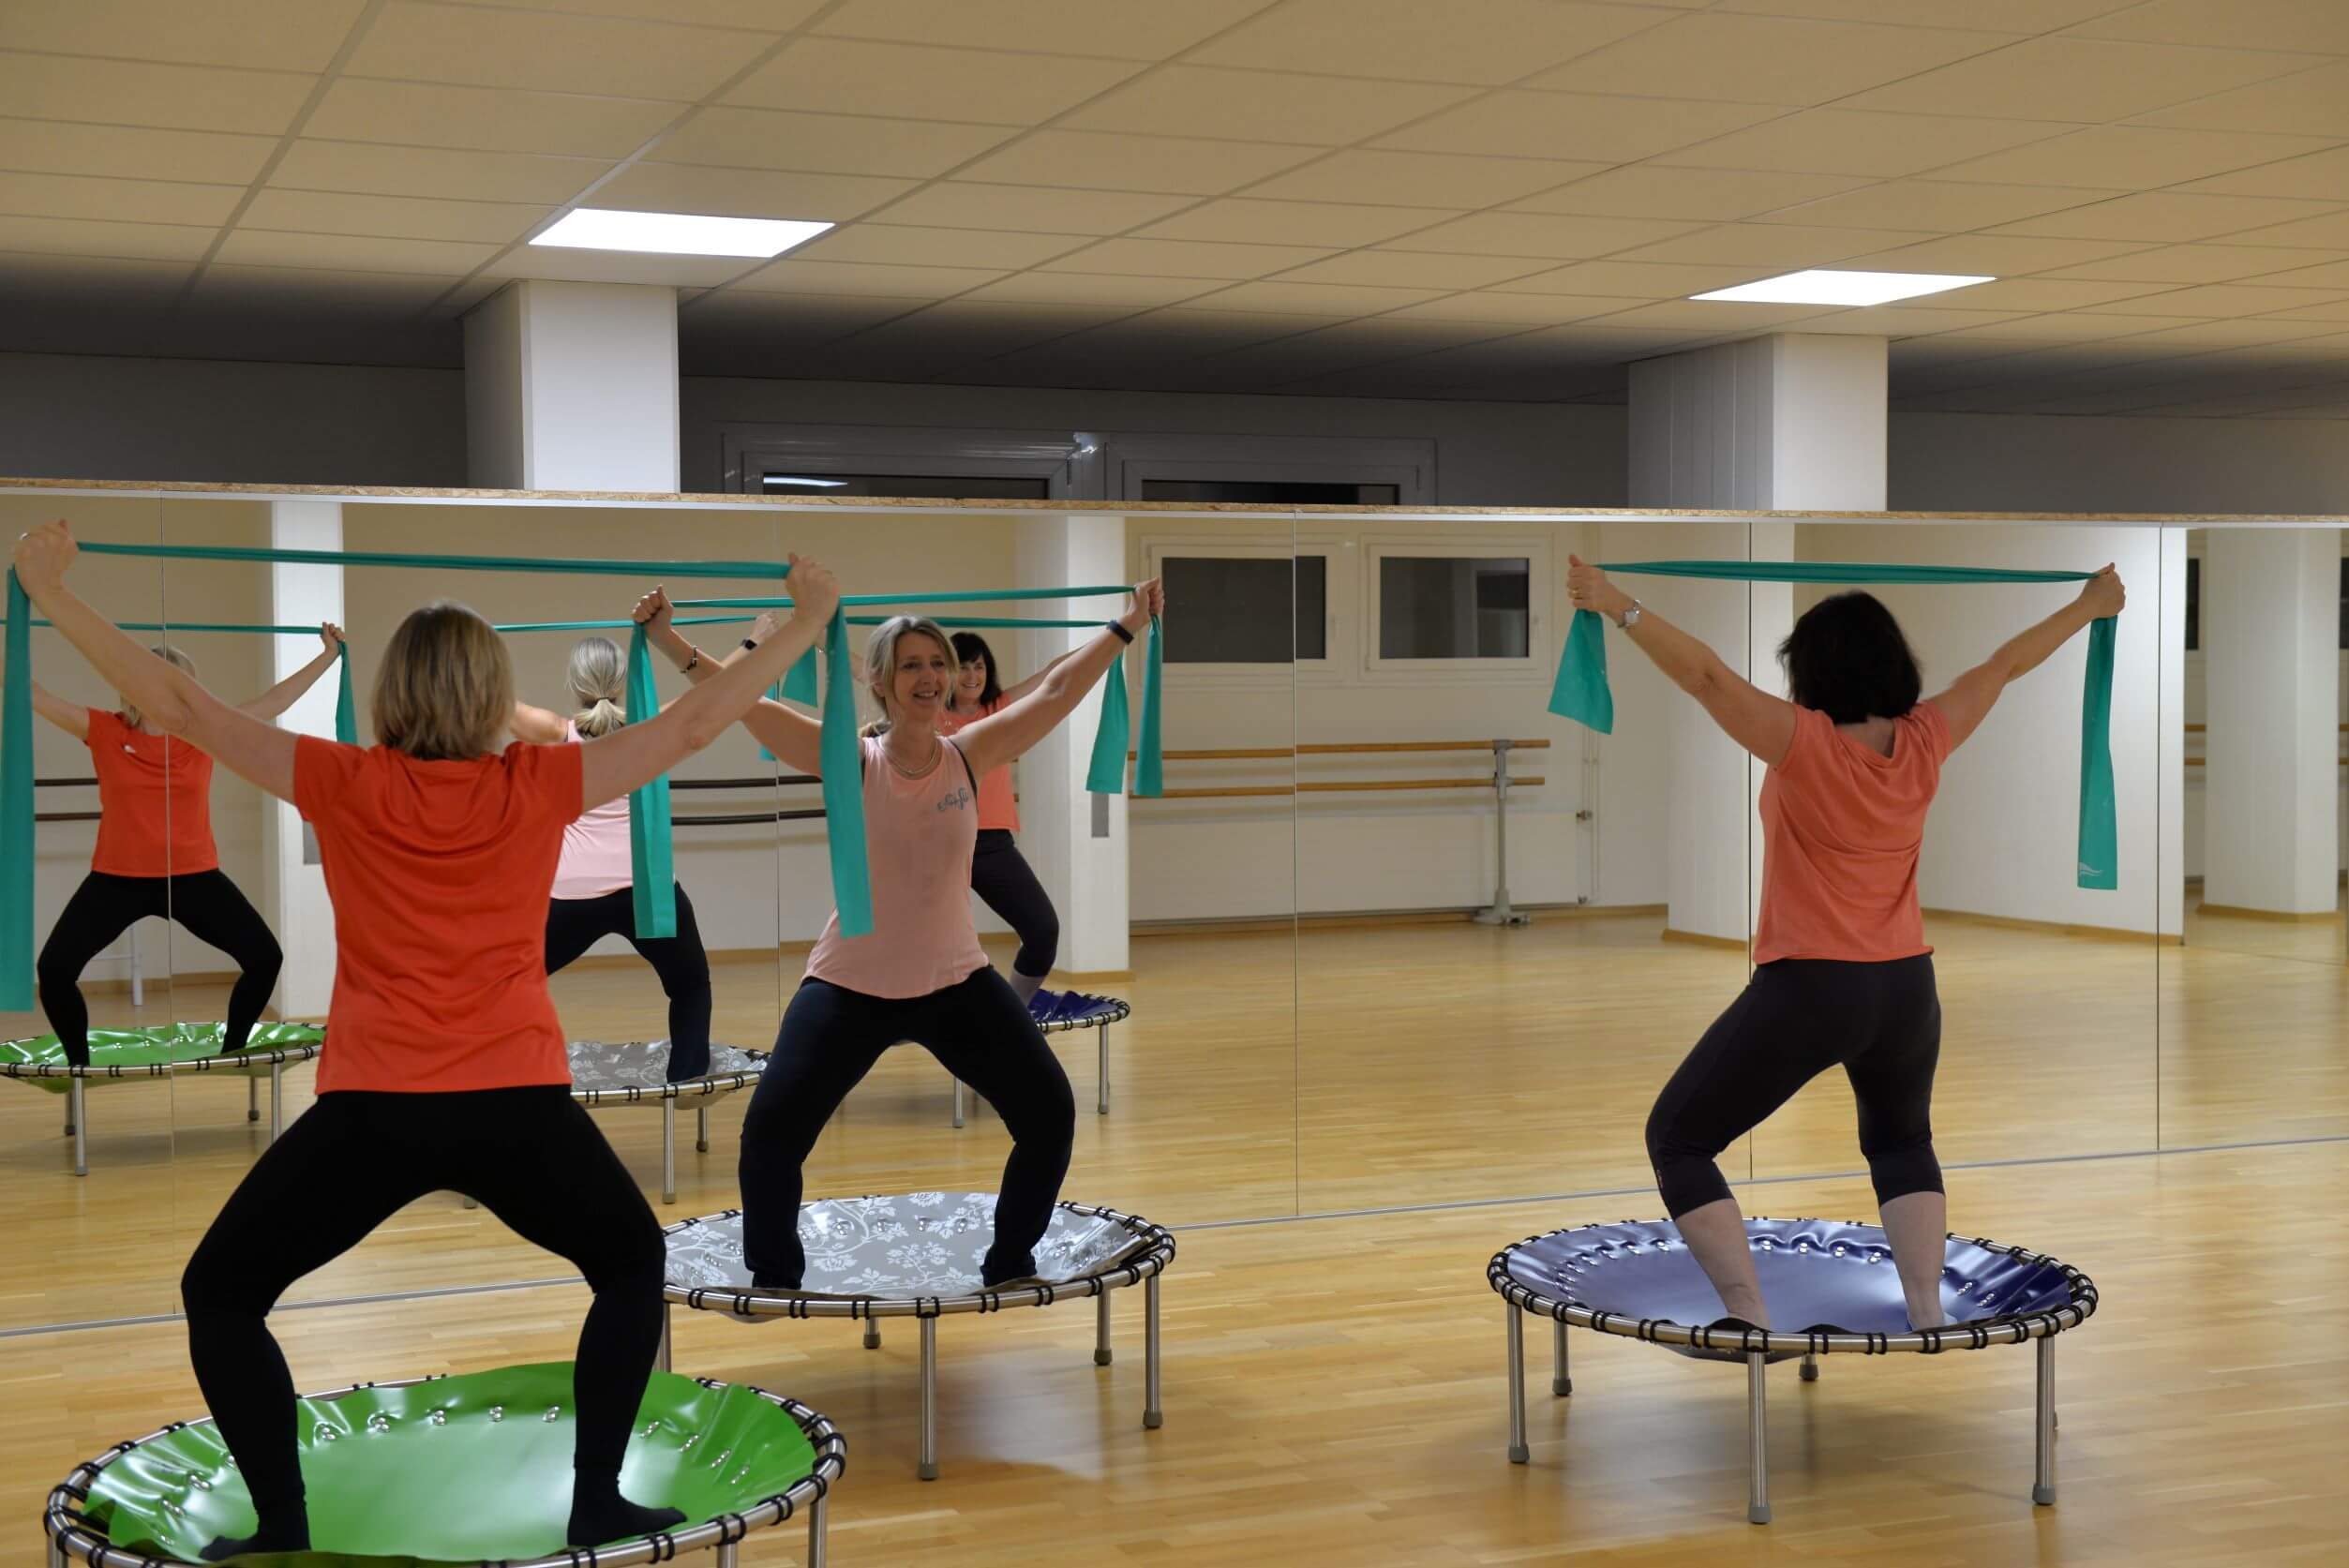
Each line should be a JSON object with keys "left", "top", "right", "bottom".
{"left": 1490, "top": 1217, "right": 2098, "bottom": 1524}
{"left": 2, "top": 1023, "right": 321, "bottom": 1177}
{"left": 42, "top": 1361, "right": 844, "bottom": 1567}
{"left": 665, "top": 1194, "right": 1173, "bottom": 1479}
{"left": 950, "top": 993, "right": 1131, "bottom": 1127}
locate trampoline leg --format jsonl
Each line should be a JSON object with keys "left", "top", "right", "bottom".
{"left": 715, "top": 1544, "right": 738, "bottom": 1567}
{"left": 952, "top": 1077, "right": 965, "bottom": 1129}
{"left": 919, "top": 1316, "right": 940, "bottom": 1480}
{"left": 1505, "top": 1307, "right": 1529, "bottom": 1464}
{"left": 661, "top": 1100, "right": 676, "bottom": 1205}
{"left": 1098, "top": 1022, "right": 1109, "bottom": 1114}
{"left": 696, "top": 1101, "right": 710, "bottom": 1154}
{"left": 1551, "top": 1317, "right": 1571, "bottom": 1396}
{"left": 247, "top": 1075, "right": 259, "bottom": 1122}
{"left": 1096, "top": 1288, "right": 1114, "bottom": 1366}
{"left": 71, "top": 1078, "right": 87, "bottom": 1177}
{"left": 807, "top": 1487, "right": 828, "bottom": 1568}
{"left": 1801, "top": 1351, "right": 1818, "bottom": 1383}
{"left": 1746, "top": 1351, "right": 1771, "bottom": 1525}
{"left": 657, "top": 1305, "right": 671, "bottom": 1375}
{"left": 863, "top": 1317, "right": 880, "bottom": 1351}
{"left": 1144, "top": 1273, "right": 1163, "bottom": 1429}
{"left": 268, "top": 1061, "right": 283, "bottom": 1142}
{"left": 2034, "top": 1336, "right": 2057, "bottom": 1506}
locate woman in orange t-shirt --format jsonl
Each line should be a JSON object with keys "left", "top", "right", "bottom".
{"left": 13, "top": 519, "right": 841, "bottom": 1562}
{"left": 1566, "top": 554, "right": 2124, "bottom": 1338}
{"left": 30, "top": 628, "right": 343, "bottom": 1067}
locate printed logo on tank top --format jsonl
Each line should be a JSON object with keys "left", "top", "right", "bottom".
{"left": 936, "top": 785, "right": 973, "bottom": 814}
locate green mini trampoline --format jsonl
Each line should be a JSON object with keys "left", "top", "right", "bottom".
{"left": 42, "top": 1360, "right": 845, "bottom": 1567}
{"left": 1, "top": 1023, "right": 323, "bottom": 1178}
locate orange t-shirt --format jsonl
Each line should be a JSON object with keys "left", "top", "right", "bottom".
{"left": 1753, "top": 702, "right": 1953, "bottom": 966}
{"left": 940, "top": 699, "right": 1019, "bottom": 832}
{"left": 85, "top": 709, "right": 218, "bottom": 877}
{"left": 294, "top": 736, "right": 583, "bottom": 1094}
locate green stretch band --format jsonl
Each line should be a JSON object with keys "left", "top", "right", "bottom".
{"left": 3, "top": 573, "right": 30, "bottom": 1012}
{"left": 674, "top": 585, "right": 1134, "bottom": 610}
{"left": 623, "top": 624, "right": 676, "bottom": 939}
{"left": 1549, "top": 560, "right": 2118, "bottom": 892}
{"left": 78, "top": 541, "right": 792, "bottom": 579}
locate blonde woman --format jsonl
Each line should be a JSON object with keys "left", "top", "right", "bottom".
{"left": 641, "top": 584, "right": 1160, "bottom": 1290}
{"left": 11, "top": 520, "right": 839, "bottom": 1561}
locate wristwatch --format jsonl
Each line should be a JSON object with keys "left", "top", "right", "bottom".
{"left": 1618, "top": 600, "right": 1643, "bottom": 631}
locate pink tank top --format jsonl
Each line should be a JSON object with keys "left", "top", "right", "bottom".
{"left": 805, "top": 736, "right": 989, "bottom": 998}
{"left": 551, "top": 719, "right": 634, "bottom": 901}
{"left": 940, "top": 698, "right": 1019, "bottom": 832}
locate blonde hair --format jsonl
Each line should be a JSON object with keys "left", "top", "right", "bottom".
{"left": 863, "top": 615, "right": 956, "bottom": 724}
{"left": 371, "top": 601, "right": 515, "bottom": 761}
{"left": 121, "top": 646, "right": 197, "bottom": 732}
{"left": 566, "top": 635, "right": 627, "bottom": 739}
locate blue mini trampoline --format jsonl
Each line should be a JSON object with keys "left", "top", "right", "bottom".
{"left": 1489, "top": 1217, "right": 2099, "bottom": 1523}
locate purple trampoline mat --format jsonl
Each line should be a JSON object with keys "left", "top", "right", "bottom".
{"left": 1503, "top": 1217, "right": 2079, "bottom": 1336}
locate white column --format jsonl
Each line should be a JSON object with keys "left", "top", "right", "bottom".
{"left": 1629, "top": 335, "right": 1886, "bottom": 943}
{"left": 1012, "top": 515, "right": 1130, "bottom": 977}
{"left": 2202, "top": 529, "right": 2338, "bottom": 915}
{"left": 463, "top": 280, "right": 680, "bottom": 492}
{"left": 263, "top": 500, "right": 343, "bottom": 1018}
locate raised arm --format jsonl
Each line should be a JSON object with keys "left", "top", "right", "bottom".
{"left": 1930, "top": 566, "right": 2124, "bottom": 750}
{"left": 954, "top": 582, "right": 1162, "bottom": 779}
{"left": 994, "top": 650, "right": 1078, "bottom": 708}
{"left": 576, "top": 560, "right": 840, "bottom": 810}
{"left": 30, "top": 679, "right": 90, "bottom": 740}
{"left": 235, "top": 622, "right": 345, "bottom": 721}
{"left": 1567, "top": 555, "right": 1797, "bottom": 767}
{"left": 639, "top": 590, "right": 823, "bottom": 775}
{"left": 511, "top": 698, "right": 569, "bottom": 745}
{"left": 13, "top": 522, "right": 298, "bottom": 800}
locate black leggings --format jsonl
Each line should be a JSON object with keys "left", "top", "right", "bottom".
{"left": 545, "top": 884, "right": 712, "bottom": 1081}
{"left": 180, "top": 1087, "right": 666, "bottom": 1521}
{"left": 38, "top": 870, "right": 282, "bottom": 1067}
{"left": 739, "top": 969, "right": 1076, "bottom": 1287}
{"left": 1646, "top": 955, "right": 1944, "bottom": 1218}
{"left": 970, "top": 829, "right": 1058, "bottom": 981}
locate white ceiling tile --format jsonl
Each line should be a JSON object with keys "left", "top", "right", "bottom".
{"left": 1189, "top": 0, "right": 1665, "bottom": 86}
{"left": 798, "top": 223, "right": 1093, "bottom": 269}
{"left": 1929, "top": 312, "right": 2215, "bottom": 342}
{"left": 2248, "top": 259, "right": 2349, "bottom": 289}
{"left": 727, "top": 38, "right": 1144, "bottom": 126}
{"left": 1840, "top": 37, "right": 2315, "bottom": 123}
{"left": 0, "top": 251, "right": 192, "bottom": 300}
{"left": 2184, "top": 145, "right": 2349, "bottom": 202}
{"left": 1385, "top": 292, "right": 1646, "bottom": 325}
{"left": 1932, "top": 127, "right": 2344, "bottom": 192}
{"left": 1036, "top": 237, "right": 1337, "bottom": 279}
{"left": 0, "top": 0, "right": 366, "bottom": 72}
{"left": 1939, "top": 277, "right": 2182, "bottom": 311}
{"left": 307, "top": 79, "right": 679, "bottom": 157}
{"left": 1652, "top": 110, "right": 2073, "bottom": 179}
{"left": 1490, "top": 260, "right": 1762, "bottom": 297}
{"left": 2041, "top": 244, "right": 2342, "bottom": 283}
{"left": 1751, "top": 182, "right": 2101, "bottom": 232}
{"left": 1375, "top": 92, "right": 1780, "bottom": 164}
{"left": 0, "top": 214, "right": 215, "bottom": 261}
{"left": 651, "top": 108, "right": 1018, "bottom": 179}
{"left": 961, "top": 272, "right": 1228, "bottom": 308}
{"left": 485, "top": 245, "right": 756, "bottom": 287}
{"left": 2214, "top": 209, "right": 2349, "bottom": 248}
{"left": 239, "top": 188, "right": 547, "bottom": 244}
{"left": 1030, "top": 307, "right": 1333, "bottom": 354}
{"left": 1138, "top": 200, "right": 1463, "bottom": 249}
{"left": 1714, "top": 0, "right": 2124, "bottom": 27}
{"left": 1272, "top": 251, "right": 1554, "bottom": 291}
{"left": 591, "top": 163, "right": 916, "bottom": 222}
{"left": 814, "top": 0, "right": 1277, "bottom": 60}
{"left": 441, "top": 0, "right": 828, "bottom": 25}
{"left": 2074, "top": 284, "right": 2349, "bottom": 318}
{"left": 0, "top": 118, "right": 276, "bottom": 186}
{"left": 958, "top": 131, "right": 1320, "bottom": 196}
{"left": 1615, "top": 223, "right": 1937, "bottom": 267}
{"left": 1511, "top": 166, "right": 1870, "bottom": 222}
{"left": 216, "top": 229, "right": 501, "bottom": 275}
{"left": 271, "top": 142, "right": 607, "bottom": 203}
{"left": 1530, "top": 13, "right": 2011, "bottom": 107}
{"left": 1993, "top": 192, "right": 2346, "bottom": 242}
{"left": 728, "top": 257, "right": 1006, "bottom": 296}
{"left": 1382, "top": 212, "right": 1707, "bottom": 260}
{"left": 1788, "top": 304, "right": 2031, "bottom": 336}
{"left": 2137, "top": 62, "right": 2349, "bottom": 138}
{"left": 1189, "top": 280, "right": 1445, "bottom": 317}
{"left": 2239, "top": 300, "right": 2349, "bottom": 323}
{"left": 190, "top": 263, "right": 465, "bottom": 313}
{"left": 0, "top": 170, "right": 241, "bottom": 227}
{"left": 0, "top": 52, "right": 312, "bottom": 136}
{"left": 1588, "top": 299, "right": 1832, "bottom": 331}
{"left": 1853, "top": 234, "right": 2159, "bottom": 274}
{"left": 1239, "top": 151, "right": 1610, "bottom": 210}
{"left": 2067, "top": 0, "right": 2349, "bottom": 55}
{"left": 348, "top": 1, "right": 753, "bottom": 100}
{"left": 877, "top": 182, "right": 1194, "bottom": 235}
{"left": 1066, "top": 67, "right": 1475, "bottom": 146}
{"left": 678, "top": 291, "right": 910, "bottom": 344}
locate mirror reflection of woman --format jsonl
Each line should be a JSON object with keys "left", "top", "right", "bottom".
{"left": 1567, "top": 553, "right": 2125, "bottom": 1337}
{"left": 641, "top": 582, "right": 1161, "bottom": 1291}
{"left": 29, "top": 623, "right": 343, "bottom": 1066}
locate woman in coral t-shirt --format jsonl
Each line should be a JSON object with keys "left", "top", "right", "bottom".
{"left": 1566, "top": 554, "right": 2124, "bottom": 1338}
{"left": 29, "top": 626, "right": 343, "bottom": 1066}
{"left": 12, "top": 519, "right": 839, "bottom": 1562}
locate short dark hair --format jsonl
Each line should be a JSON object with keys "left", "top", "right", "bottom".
{"left": 950, "top": 631, "right": 1001, "bottom": 709}
{"left": 1776, "top": 592, "right": 1921, "bottom": 724}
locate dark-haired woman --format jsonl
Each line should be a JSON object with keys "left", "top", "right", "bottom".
{"left": 1566, "top": 553, "right": 2125, "bottom": 1334}
{"left": 941, "top": 631, "right": 1075, "bottom": 1016}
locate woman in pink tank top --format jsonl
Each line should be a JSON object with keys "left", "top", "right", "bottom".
{"left": 1567, "top": 555, "right": 2125, "bottom": 1340}
{"left": 642, "top": 580, "right": 1164, "bottom": 1290}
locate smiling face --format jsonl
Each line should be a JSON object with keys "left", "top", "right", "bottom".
{"left": 887, "top": 630, "right": 952, "bottom": 724}
{"left": 954, "top": 648, "right": 989, "bottom": 706}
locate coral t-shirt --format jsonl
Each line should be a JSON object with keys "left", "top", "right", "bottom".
{"left": 1753, "top": 702, "right": 1953, "bottom": 965}
{"left": 293, "top": 737, "right": 582, "bottom": 1094}
{"left": 939, "top": 699, "right": 1019, "bottom": 832}
{"left": 85, "top": 709, "right": 218, "bottom": 877}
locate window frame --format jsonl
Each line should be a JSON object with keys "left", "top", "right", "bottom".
{"left": 716, "top": 422, "right": 1093, "bottom": 500}
{"left": 1139, "top": 532, "right": 1342, "bottom": 690}
{"left": 1360, "top": 534, "right": 1552, "bottom": 686}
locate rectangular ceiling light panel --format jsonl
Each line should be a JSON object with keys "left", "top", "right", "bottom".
{"left": 1692, "top": 268, "right": 1993, "bottom": 306}
{"left": 533, "top": 207, "right": 832, "bottom": 258}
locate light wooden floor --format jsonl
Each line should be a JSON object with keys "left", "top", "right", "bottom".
{"left": 3, "top": 1141, "right": 2342, "bottom": 1565}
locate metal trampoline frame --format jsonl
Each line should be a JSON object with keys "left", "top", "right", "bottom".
{"left": 664, "top": 1199, "right": 1174, "bottom": 1480}
{"left": 1489, "top": 1217, "right": 2099, "bottom": 1524}
{"left": 4, "top": 1033, "right": 322, "bottom": 1178}
{"left": 951, "top": 996, "right": 1130, "bottom": 1127}
{"left": 41, "top": 1371, "right": 845, "bottom": 1568}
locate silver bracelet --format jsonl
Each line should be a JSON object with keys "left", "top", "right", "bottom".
{"left": 1617, "top": 601, "right": 1643, "bottom": 631}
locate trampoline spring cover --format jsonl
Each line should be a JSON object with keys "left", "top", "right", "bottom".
{"left": 64, "top": 1362, "right": 826, "bottom": 1565}
{"left": 1, "top": 1023, "right": 322, "bottom": 1091}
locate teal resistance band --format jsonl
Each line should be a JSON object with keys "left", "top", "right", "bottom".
{"left": 1548, "top": 560, "right": 2118, "bottom": 892}
{"left": 10, "top": 619, "right": 360, "bottom": 747}
{"left": 2, "top": 572, "right": 31, "bottom": 1012}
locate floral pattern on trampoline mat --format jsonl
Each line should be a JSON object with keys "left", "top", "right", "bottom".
{"left": 669, "top": 1195, "right": 1151, "bottom": 1298}
{"left": 564, "top": 1039, "right": 765, "bottom": 1092}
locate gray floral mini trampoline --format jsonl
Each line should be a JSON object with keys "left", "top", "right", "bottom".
{"left": 665, "top": 1192, "right": 1174, "bottom": 1478}
{"left": 566, "top": 1039, "right": 767, "bottom": 1204}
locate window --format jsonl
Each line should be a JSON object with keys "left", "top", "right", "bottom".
{"left": 759, "top": 473, "right": 1050, "bottom": 500}
{"left": 2186, "top": 557, "right": 2200, "bottom": 652}
{"left": 1161, "top": 555, "right": 1326, "bottom": 663}
{"left": 1377, "top": 555, "right": 1531, "bottom": 660}
{"left": 1140, "top": 480, "right": 1401, "bottom": 505}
